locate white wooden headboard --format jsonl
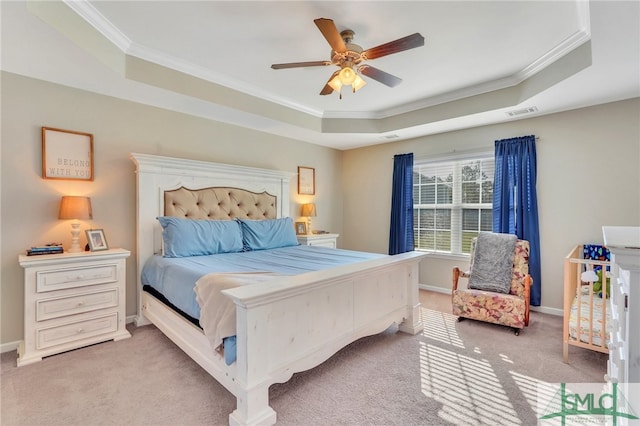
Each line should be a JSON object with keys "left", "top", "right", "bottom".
{"left": 129, "top": 153, "right": 295, "bottom": 324}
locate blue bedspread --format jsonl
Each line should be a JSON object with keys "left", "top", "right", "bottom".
{"left": 142, "top": 245, "right": 384, "bottom": 322}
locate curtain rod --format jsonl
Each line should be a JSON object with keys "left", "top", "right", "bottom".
{"left": 392, "top": 136, "right": 540, "bottom": 159}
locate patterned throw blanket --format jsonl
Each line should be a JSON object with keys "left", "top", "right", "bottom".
{"left": 194, "top": 272, "right": 284, "bottom": 356}
{"left": 468, "top": 232, "right": 517, "bottom": 294}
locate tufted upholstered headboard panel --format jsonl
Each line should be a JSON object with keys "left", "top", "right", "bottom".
{"left": 164, "top": 186, "right": 277, "bottom": 220}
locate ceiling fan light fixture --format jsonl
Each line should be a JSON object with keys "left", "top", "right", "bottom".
{"left": 352, "top": 74, "right": 366, "bottom": 92}
{"left": 328, "top": 75, "right": 343, "bottom": 92}
{"left": 338, "top": 65, "right": 357, "bottom": 85}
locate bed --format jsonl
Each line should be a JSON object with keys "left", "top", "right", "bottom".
{"left": 130, "top": 153, "right": 427, "bottom": 425}
{"left": 563, "top": 245, "right": 611, "bottom": 363}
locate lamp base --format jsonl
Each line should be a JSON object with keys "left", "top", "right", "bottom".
{"left": 68, "top": 221, "right": 82, "bottom": 253}
{"left": 307, "top": 217, "right": 313, "bottom": 235}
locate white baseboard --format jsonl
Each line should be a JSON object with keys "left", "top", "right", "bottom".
{"left": 530, "top": 305, "right": 563, "bottom": 316}
{"left": 419, "top": 283, "right": 563, "bottom": 316}
{"left": 1, "top": 341, "right": 19, "bottom": 354}
{"left": 419, "top": 283, "right": 450, "bottom": 294}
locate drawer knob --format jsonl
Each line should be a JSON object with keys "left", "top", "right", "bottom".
{"left": 76, "top": 328, "right": 84, "bottom": 334}
{"left": 77, "top": 301, "right": 85, "bottom": 306}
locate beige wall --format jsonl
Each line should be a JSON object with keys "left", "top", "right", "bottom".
{"left": 342, "top": 97, "right": 640, "bottom": 313}
{"left": 2, "top": 70, "right": 639, "bottom": 346}
{"left": 0, "top": 72, "right": 343, "bottom": 346}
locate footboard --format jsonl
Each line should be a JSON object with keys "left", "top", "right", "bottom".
{"left": 223, "top": 251, "right": 426, "bottom": 426}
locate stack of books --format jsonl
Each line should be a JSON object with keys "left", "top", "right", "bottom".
{"left": 26, "top": 244, "right": 64, "bottom": 256}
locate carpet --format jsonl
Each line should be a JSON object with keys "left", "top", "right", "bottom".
{"left": 1, "top": 291, "right": 607, "bottom": 425}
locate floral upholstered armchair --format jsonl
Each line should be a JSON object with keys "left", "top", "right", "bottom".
{"left": 452, "top": 235, "right": 532, "bottom": 335}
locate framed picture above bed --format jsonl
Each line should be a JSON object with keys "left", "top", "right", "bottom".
{"left": 297, "top": 166, "right": 315, "bottom": 195}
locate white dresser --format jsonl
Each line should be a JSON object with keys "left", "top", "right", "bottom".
{"left": 603, "top": 227, "right": 640, "bottom": 393}
{"left": 17, "top": 248, "right": 131, "bottom": 366}
{"left": 296, "top": 233, "right": 339, "bottom": 248}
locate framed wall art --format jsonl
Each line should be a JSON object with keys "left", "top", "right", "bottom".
{"left": 297, "top": 166, "right": 315, "bottom": 195}
{"left": 86, "top": 229, "right": 109, "bottom": 251}
{"left": 42, "top": 127, "right": 94, "bottom": 181}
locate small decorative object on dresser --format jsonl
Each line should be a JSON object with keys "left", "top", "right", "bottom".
{"left": 294, "top": 221, "right": 307, "bottom": 235}
{"left": 296, "top": 233, "right": 339, "bottom": 248}
{"left": 602, "top": 226, "right": 639, "bottom": 394}
{"left": 17, "top": 248, "right": 131, "bottom": 366}
{"left": 86, "top": 229, "right": 108, "bottom": 251}
{"left": 26, "top": 244, "right": 64, "bottom": 256}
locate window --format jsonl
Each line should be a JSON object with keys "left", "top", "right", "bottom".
{"left": 413, "top": 154, "right": 494, "bottom": 255}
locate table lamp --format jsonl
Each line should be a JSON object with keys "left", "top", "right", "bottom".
{"left": 301, "top": 203, "right": 316, "bottom": 235}
{"left": 59, "top": 196, "right": 92, "bottom": 252}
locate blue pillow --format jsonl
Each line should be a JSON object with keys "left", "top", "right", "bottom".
{"left": 157, "top": 217, "right": 243, "bottom": 257}
{"left": 237, "top": 217, "right": 299, "bottom": 251}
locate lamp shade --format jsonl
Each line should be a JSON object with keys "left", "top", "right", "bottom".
{"left": 328, "top": 75, "right": 343, "bottom": 92}
{"left": 58, "top": 196, "right": 92, "bottom": 220}
{"left": 301, "top": 203, "right": 316, "bottom": 217}
{"left": 338, "top": 66, "right": 357, "bottom": 85}
{"left": 352, "top": 74, "right": 367, "bottom": 92}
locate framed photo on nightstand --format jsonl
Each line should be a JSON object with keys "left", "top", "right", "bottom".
{"left": 295, "top": 221, "right": 307, "bottom": 235}
{"left": 86, "top": 229, "right": 109, "bottom": 251}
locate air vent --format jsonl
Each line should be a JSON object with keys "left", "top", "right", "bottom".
{"left": 506, "top": 106, "right": 538, "bottom": 117}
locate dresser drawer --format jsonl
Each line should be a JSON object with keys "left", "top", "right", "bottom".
{"left": 36, "top": 288, "right": 118, "bottom": 321}
{"left": 36, "top": 313, "right": 119, "bottom": 350}
{"left": 36, "top": 264, "right": 118, "bottom": 292}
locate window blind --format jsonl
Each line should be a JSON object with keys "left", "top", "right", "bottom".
{"left": 413, "top": 153, "right": 494, "bottom": 254}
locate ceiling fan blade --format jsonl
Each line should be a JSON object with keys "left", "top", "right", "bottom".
{"left": 314, "top": 18, "right": 347, "bottom": 53}
{"left": 271, "top": 61, "right": 332, "bottom": 70}
{"left": 358, "top": 65, "right": 402, "bottom": 87}
{"left": 320, "top": 70, "right": 340, "bottom": 95}
{"left": 361, "top": 33, "right": 425, "bottom": 60}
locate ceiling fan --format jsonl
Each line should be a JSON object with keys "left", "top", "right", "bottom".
{"left": 271, "top": 18, "right": 425, "bottom": 98}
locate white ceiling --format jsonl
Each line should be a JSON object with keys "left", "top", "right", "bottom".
{"left": 2, "top": 1, "right": 639, "bottom": 150}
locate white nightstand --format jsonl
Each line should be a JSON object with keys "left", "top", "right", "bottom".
{"left": 296, "top": 233, "right": 339, "bottom": 248}
{"left": 17, "top": 248, "right": 131, "bottom": 366}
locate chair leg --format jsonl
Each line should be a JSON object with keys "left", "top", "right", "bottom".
{"left": 514, "top": 328, "right": 520, "bottom": 336}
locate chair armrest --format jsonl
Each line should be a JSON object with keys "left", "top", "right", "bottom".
{"left": 524, "top": 274, "right": 532, "bottom": 326}
{"left": 452, "top": 267, "right": 470, "bottom": 292}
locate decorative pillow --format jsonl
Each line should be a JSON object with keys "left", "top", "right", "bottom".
{"left": 237, "top": 217, "right": 298, "bottom": 251}
{"left": 157, "top": 216, "right": 243, "bottom": 258}
{"left": 583, "top": 244, "right": 611, "bottom": 272}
